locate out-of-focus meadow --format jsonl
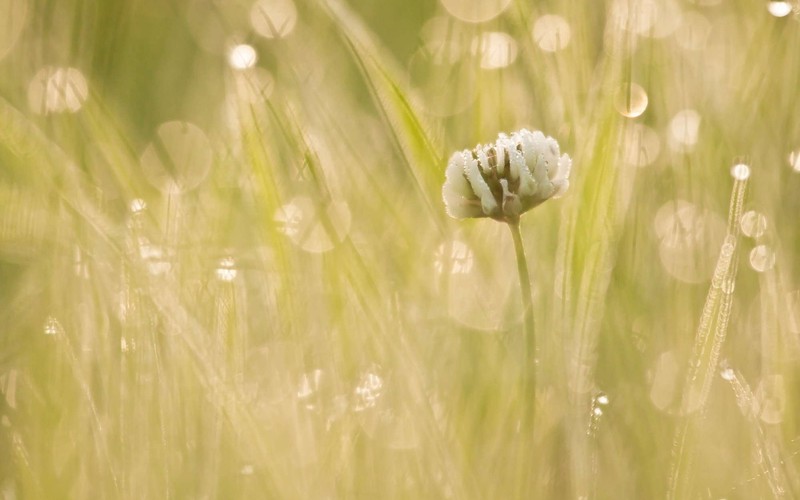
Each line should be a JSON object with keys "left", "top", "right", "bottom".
{"left": 1, "top": 0, "right": 800, "bottom": 498}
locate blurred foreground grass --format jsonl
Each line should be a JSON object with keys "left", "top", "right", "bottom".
{"left": 1, "top": 0, "right": 800, "bottom": 498}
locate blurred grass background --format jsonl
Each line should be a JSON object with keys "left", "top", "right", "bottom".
{"left": 1, "top": 0, "right": 800, "bottom": 498}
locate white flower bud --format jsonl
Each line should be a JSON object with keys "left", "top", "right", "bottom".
{"left": 442, "top": 129, "right": 572, "bottom": 221}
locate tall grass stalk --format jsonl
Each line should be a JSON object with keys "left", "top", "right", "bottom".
{"left": 508, "top": 220, "right": 535, "bottom": 421}
{"left": 668, "top": 173, "right": 748, "bottom": 499}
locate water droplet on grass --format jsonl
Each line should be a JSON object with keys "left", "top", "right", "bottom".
{"left": 768, "top": 1, "right": 793, "bottom": 17}
{"left": 228, "top": 44, "right": 258, "bottom": 69}
{"left": 730, "top": 163, "right": 751, "bottom": 180}
{"left": 215, "top": 256, "right": 238, "bottom": 282}
{"left": 44, "top": 316, "right": 63, "bottom": 336}
{"left": 130, "top": 198, "right": 147, "bottom": 213}
{"left": 720, "top": 367, "right": 735, "bottom": 381}
{"left": 740, "top": 210, "right": 767, "bottom": 238}
{"left": 749, "top": 245, "right": 775, "bottom": 272}
{"left": 614, "top": 83, "right": 648, "bottom": 118}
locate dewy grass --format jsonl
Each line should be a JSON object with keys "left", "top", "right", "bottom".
{"left": 668, "top": 169, "right": 749, "bottom": 500}
{"left": 3, "top": 1, "right": 800, "bottom": 498}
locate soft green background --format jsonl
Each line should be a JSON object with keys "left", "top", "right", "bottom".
{"left": 1, "top": 0, "right": 799, "bottom": 498}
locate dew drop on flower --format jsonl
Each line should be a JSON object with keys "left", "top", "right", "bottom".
{"left": 44, "top": 316, "right": 63, "bottom": 336}
{"left": 614, "top": 82, "right": 648, "bottom": 118}
{"left": 0, "top": 0, "right": 27, "bottom": 62}
{"left": 669, "top": 109, "right": 701, "bottom": 149}
{"left": 28, "top": 67, "right": 89, "bottom": 114}
{"left": 215, "top": 257, "right": 238, "bottom": 282}
{"left": 228, "top": 44, "right": 258, "bottom": 70}
{"left": 439, "top": 0, "right": 511, "bottom": 23}
{"left": 622, "top": 123, "right": 660, "bottom": 167}
{"left": 749, "top": 245, "right": 775, "bottom": 272}
{"left": 740, "top": 210, "right": 767, "bottom": 238}
{"left": 532, "top": 15, "right": 571, "bottom": 52}
{"left": 250, "top": 0, "right": 297, "bottom": 39}
{"left": 730, "top": 163, "right": 750, "bottom": 180}
{"left": 768, "top": 1, "right": 793, "bottom": 17}
{"left": 471, "top": 31, "right": 517, "bottom": 69}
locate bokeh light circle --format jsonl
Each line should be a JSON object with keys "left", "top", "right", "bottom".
{"left": 439, "top": 0, "right": 512, "bottom": 24}
{"left": 251, "top": 0, "right": 297, "bottom": 39}
{"left": 532, "top": 15, "right": 571, "bottom": 52}
{"left": 28, "top": 67, "right": 89, "bottom": 115}
{"left": 614, "top": 82, "right": 648, "bottom": 118}
{"left": 140, "top": 121, "right": 213, "bottom": 194}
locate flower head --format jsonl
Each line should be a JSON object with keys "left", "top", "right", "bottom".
{"left": 442, "top": 129, "right": 572, "bottom": 221}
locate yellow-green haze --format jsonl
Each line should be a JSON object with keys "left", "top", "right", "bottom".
{"left": 1, "top": 0, "right": 799, "bottom": 498}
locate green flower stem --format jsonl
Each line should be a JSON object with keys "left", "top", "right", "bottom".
{"left": 508, "top": 220, "right": 536, "bottom": 426}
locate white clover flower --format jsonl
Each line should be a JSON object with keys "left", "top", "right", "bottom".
{"left": 442, "top": 129, "right": 572, "bottom": 221}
